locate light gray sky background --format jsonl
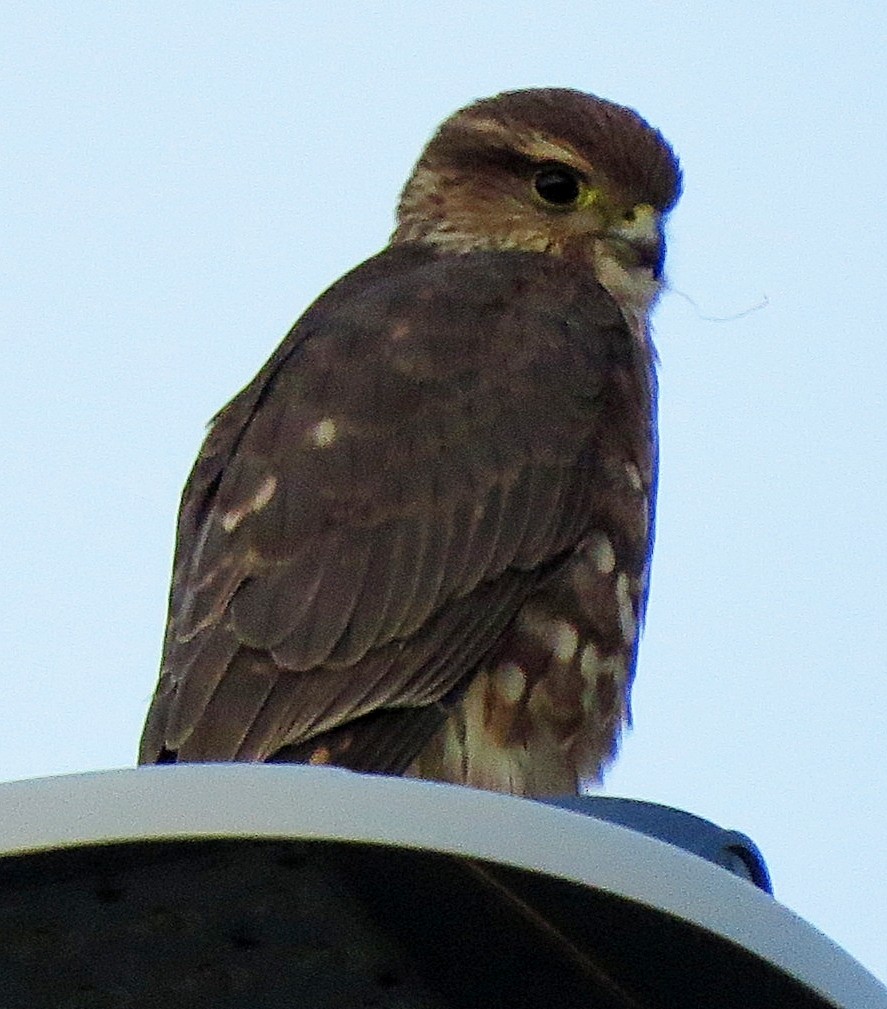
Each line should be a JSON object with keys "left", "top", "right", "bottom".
{"left": 3, "top": 1, "right": 885, "bottom": 986}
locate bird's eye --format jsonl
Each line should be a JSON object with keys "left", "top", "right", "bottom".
{"left": 533, "top": 166, "right": 583, "bottom": 207}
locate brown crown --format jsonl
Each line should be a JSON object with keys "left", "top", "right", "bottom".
{"left": 424, "top": 87, "right": 681, "bottom": 213}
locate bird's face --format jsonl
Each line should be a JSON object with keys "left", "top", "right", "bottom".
{"left": 392, "top": 89, "right": 681, "bottom": 330}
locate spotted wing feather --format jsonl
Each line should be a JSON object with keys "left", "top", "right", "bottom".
{"left": 139, "top": 244, "right": 655, "bottom": 777}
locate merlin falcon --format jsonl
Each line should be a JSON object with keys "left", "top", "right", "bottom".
{"left": 140, "top": 88, "right": 681, "bottom": 796}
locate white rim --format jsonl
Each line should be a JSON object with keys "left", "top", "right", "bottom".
{"left": 2, "top": 765, "right": 882, "bottom": 1008}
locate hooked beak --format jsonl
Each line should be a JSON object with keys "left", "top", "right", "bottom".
{"left": 605, "top": 203, "right": 665, "bottom": 277}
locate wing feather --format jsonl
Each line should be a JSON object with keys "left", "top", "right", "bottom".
{"left": 450, "top": 481, "right": 508, "bottom": 591}
{"left": 370, "top": 516, "right": 431, "bottom": 643}
{"left": 237, "top": 646, "right": 403, "bottom": 760}
{"left": 140, "top": 245, "right": 648, "bottom": 767}
{"left": 140, "top": 627, "right": 240, "bottom": 760}
{"left": 485, "top": 467, "right": 533, "bottom": 575}
{"left": 267, "top": 705, "right": 449, "bottom": 774}
{"left": 396, "top": 506, "right": 454, "bottom": 637}
{"left": 324, "top": 519, "right": 410, "bottom": 666}
{"left": 280, "top": 531, "right": 374, "bottom": 669}
{"left": 177, "top": 649, "right": 279, "bottom": 760}
{"left": 436, "top": 490, "right": 485, "bottom": 598}
{"left": 515, "top": 464, "right": 568, "bottom": 564}
{"left": 229, "top": 534, "right": 340, "bottom": 651}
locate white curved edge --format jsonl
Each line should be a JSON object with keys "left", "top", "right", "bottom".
{"left": 1, "top": 765, "right": 883, "bottom": 1008}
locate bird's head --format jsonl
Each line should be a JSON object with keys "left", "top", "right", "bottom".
{"left": 392, "top": 88, "right": 681, "bottom": 326}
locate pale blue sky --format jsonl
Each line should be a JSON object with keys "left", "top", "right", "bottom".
{"left": 2, "top": 1, "right": 885, "bottom": 985}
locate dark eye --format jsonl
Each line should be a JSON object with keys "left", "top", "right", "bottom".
{"left": 533, "top": 166, "right": 582, "bottom": 206}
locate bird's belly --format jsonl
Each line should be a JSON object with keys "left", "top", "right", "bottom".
{"left": 405, "top": 605, "right": 632, "bottom": 798}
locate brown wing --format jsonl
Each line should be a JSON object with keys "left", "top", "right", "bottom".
{"left": 139, "top": 244, "right": 651, "bottom": 768}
